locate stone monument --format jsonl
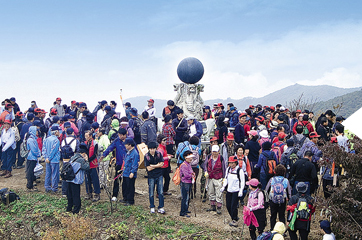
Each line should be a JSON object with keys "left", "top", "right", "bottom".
{"left": 174, "top": 57, "right": 204, "bottom": 120}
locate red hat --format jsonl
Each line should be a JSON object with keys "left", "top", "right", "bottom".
{"left": 217, "top": 103, "right": 224, "bottom": 107}
{"left": 270, "top": 106, "right": 275, "bottom": 111}
{"left": 228, "top": 156, "right": 238, "bottom": 163}
{"left": 15, "top": 111, "right": 24, "bottom": 117}
{"left": 210, "top": 137, "right": 218, "bottom": 142}
{"left": 248, "top": 130, "right": 258, "bottom": 136}
{"left": 56, "top": 97, "right": 62, "bottom": 101}
{"left": 50, "top": 108, "right": 57, "bottom": 115}
{"left": 278, "top": 132, "right": 287, "bottom": 139}
{"left": 5, "top": 103, "right": 13, "bottom": 108}
{"left": 3, "top": 119, "right": 11, "bottom": 124}
{"left": 309, "top": 132, "right": 320, "bottom": 138}
{"left": 256, "top": 116, "right": 264, "bottom": 122}
{"left": 330, "top": 137, "right": 337, "bottom": 143}
{"left": 41, "top": 109, "right": 48, "bottom": 114}
{"left": 249, "top": 105, "right": 255, "bottom": 109}
{"left": 71, "top": 100, "right": 76, "bottom": 104}
{"left": 239, "top": 112, "right": 247, "bottom": 118}
{"left": 147, "top": 99, "right": 154, "bottom": 103}
{"left": 296, "top": 109, "right": 302, "bottom": 113}
{"left": 263, "top": 106, "right": 268, "bottom": 109}
{"left": 246, "top": 178, "right": 260, "bottom": 187}
{"left": 34, "top": 108, "right": 42, "bottom": 113}
{"left": 226, "top": 133, "right": 234, "bottom": 141}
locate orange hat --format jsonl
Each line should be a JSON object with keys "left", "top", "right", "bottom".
{"left": 228, "top": 156, "right": 237, "bottom": 163}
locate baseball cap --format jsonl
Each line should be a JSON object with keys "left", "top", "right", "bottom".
{"left": 5, "top": 103, "right": 13, "bottom": 108}
{"left": 320, "top": 220, "right": 332, "bottom": 234}
{"left": 226, "top": 133, "right": 234, "bottom": 141}
{"left": 66, "top": 127, "right": 74, "bottom": 134}
{"left": 278, "top": 132, "right": 287, "bottom": 139}
{"left": 210, "top": 137, "right": 218, "bottom": 142}
{"left": 56, "top": 97, "right": 62, "bottom": 101}
{"left": 212, "top": 145, "right": 220, "bottom": 152}
{"left": 239, "top": 112, "right": 247, "bottom": 118}
{"left": 147, "top": 99, "right": 154, "bottom": 103}
{"left": 309, "top": 132, "right": 320, "bottom": 138}
{"left": 15, "top": 111, "right": 24, "bottom": 117}
{"left": 296, "top": 109, "right": 302, "bottom": 113}
{"left": 336, "top": 116, "right": 345, "bottom": 121}
{"left": 10, "top": 97, "right": 16, "bottom": 102}
{"left": 50, "top": 108, "right": 57, "bottom": 115}
{"left": 105, "top": 106, "right": 111, "bottom": 111}
{"left": 228, "top": 156, "right": 237, "bottom": 163}
{"left": 64, "top": 122, "right": 71, "bottom": 128}
{"left": 246, "top": 178, "right": 259, "bottom": 187}
{"left": 256, "top": 116, "right": 264, "bottom": 122}
{"left": 249, "top": 105, "right": 255, "bottom": 109}
{"left": 186, "top": 115, "right": 196, "bottom": 121}
{"left": 51, "top": 125, "right": 60, "bottom": 131}
{"left": 247, "top": 130, "right": 258, "bottom": 137}
{"left": 280, "top": 106, "right": 285, "bottom": 111}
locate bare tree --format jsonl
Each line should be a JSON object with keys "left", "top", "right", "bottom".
{"left": 285, "top": 93, "right": 319, "bottom": 112}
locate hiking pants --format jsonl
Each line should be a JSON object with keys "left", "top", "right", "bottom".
{"left": 122, "top": 176, "right": 136, "bottom": 204}
{"left": 208, "top": 178, "right": 223, "bottom": 205}
{"left": 1, "top": 147, "right": 15, "bottom": 172}
{"left": 26, "top": 160, "right": 37, "bottom": 189}
{"left": 226, "top": 191, "right": 239, "bottom": 221}
{"left": 85, "top": 168, "right": 101, "bottom": 194}
{"left": 259, "top": 173, "right": 270, "bottom": 190}
{"left": 66, "top": 182, "right": 81, "bottom": 214}
{"left": 162, "top": 166, "right": 171, "bottom": 193}
{"left": 270, "top": 201, "right": 286, "bottom": 230}
{"left": 249, "top": 208, "right": 266, "bottom": 240}
{"left": 44, "top": 162, "right": 60, "bottom": 192}
{"left": 288, "top": 228, "right": 309, "bottom": 240}
{"left": 16, "top": 140, "right": 25, "bottom": 167}
{"left": 180, "top": 182, "right": 192, "bottom": 216}
{"left": 113, "top": 164, "right": 123, "bottom": 198}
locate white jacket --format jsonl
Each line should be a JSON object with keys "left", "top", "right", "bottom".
{"left": 222, "top": 166, "right": 245, "bottom": 196}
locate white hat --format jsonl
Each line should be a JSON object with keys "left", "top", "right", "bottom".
{"left": 186, "top": 115, "right": 196, "bottom": 121}
{"left": 259, "top": 130, "right": 269, "bottom": 138}
{"left": 212, "top": 145, "right": 220, "bottom": 152}
{"left": 280, "top": 106, "right": 286, "bottom": 111}
{"left": 223, "top": 118, "right": 229, "bottom": 122}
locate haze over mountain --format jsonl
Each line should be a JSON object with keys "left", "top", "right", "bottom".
{"left": 124, "top": 84, "right": 361, "bottom": 118}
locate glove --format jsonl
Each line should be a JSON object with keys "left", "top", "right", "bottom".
{"left": 220, "top": 187, "right": 225, "bottom": 192}
{"left": 204, "top": 172, "right": 209, "bottom": 178}
{"left": 238, "top": 192, "right": 243, "bottom": 197}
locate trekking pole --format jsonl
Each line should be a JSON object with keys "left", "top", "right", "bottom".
{"left": 222, "top": 192, "right": 226, "bottom": 224}
{"left": 201, "top": 178, "right": 209, "bottom": 203}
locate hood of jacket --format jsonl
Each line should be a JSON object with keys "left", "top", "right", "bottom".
{"left": 29, "top": 126, "right": 38, "bottom": 139}
{"left": 272, "top": 222, "right": 286, "bottom": 234}
{"left": 111, "top": 119, "right": 120, "bottom": 128}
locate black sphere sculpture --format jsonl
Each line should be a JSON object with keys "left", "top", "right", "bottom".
{"left": 177, "top": 57, "right": 204, "bottom": 84}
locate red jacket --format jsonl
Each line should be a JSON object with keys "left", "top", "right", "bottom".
{"left": 292, "top": 121, "right": 314, "bottom": 135}
{"left": 207, "top": 155, "right": 223, "bottom": 180}
{"left": 157, "top": 144, "right": 169, "bottom": 168}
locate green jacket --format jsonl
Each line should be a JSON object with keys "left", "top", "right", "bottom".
{"left": 108, "top": 119, "right": 120, "bottom": 140}
{"left": 98, "top": 134, "right": 112, "bottom": 161}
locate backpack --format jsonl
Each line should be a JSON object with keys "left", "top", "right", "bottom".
{"left": 302, "top": 123, "right": 310, "bottom": 137}
{"left": 20, "top": 133, "right": 30, "bottom": 158}
{"left": 296, "top": 197, "right": 311, "bottom": 220}
{"left": 214, "top": 128, "right": 220, "bottom": 140}
{"left": 272, "top": 142, "right": 285, "bottom": 161}
{"left": 110, "top": 128, "right": 119, "bottom": 142}
{"left": 261, "top": 152, "right": 277, "bottom": 177}
{"left": 101, "top": 117, "right": 112, "bottom": 135}
{"left": 270, "top": 177, "right": 287, "bottom": 204}
{"left": 60, "top": 158, "right": 81, "bottom": 181}
{"left": 293, "top": 135, "right": 306, "bottom": 151}
{"left": 0, "top": 188, "right": 20, "bottom": 205}
{"left": 61, "top": 138, "right": 76, "bottom": 160}
{"left": 172, "top": 162, "right": 186, "bottom": 185}
{"left": 256, "top": 189, "right": 270, "bottom": 209}
{"left": 227, "top": 167, "right": 243, "bottom": 188}
{"left": 12, "top": 123, "right": 20, "bottom": 142}
{"left": 190, "top": 146, "right": 200, "bottom": 167}
{"left": 256, "top": 231, "right": 277, "bottom": 240}
{"left": 132, "top": 117, "right": 144, "bottom": 138}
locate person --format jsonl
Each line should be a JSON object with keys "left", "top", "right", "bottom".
{"left": 122, "top": 138, "right": 139, "bottom": 206}
{"left": 0, "top": 103, "right": 13, "bottom": 127}
{"left": 255, "top": 116, "right": 267, "bottom": 132}
{"left": 229, "top": 106, "right": 239, "bottom": 128}
{"left": 289, "top": 150, "right": 317, "bottom": 195}
{"left": 186, "top": 115, "right": 203, "bottom": 139}
{"left": 172, "top": 109, "right": 188, "bottom": 147}
{"left": 179, "top": 150, "right": 195, "bottom": 217}
{"left": 234, "top": 114, "right": 246, "bottom": 144}
{"left": 245, "top": 130, "right": 261, "bottom": 178}
{"left": 292, "top": 125, "right": 309, "bottom": 148}
{"left": 14, "top": 111, "right": 25, "bottom": 168}
{"left": 144, "top": 141, "right": 165, "bottom": 214}
{"left": 162, "top": 100, "right": 180, "bottom": 119}
{"left": 269, "top": 222, "right": 287, "bottom": 240}
{"left": 265, "top": 165, "right": 292, "bottom": 230}
{"left": 292, "top": 114, "right": 314, "bottom": 136}
{"left": 108, "top": 119, "right": 120, "bottom": 142}
{"left": 84, "top": 130, "right": 101, "bottom": 202}
{"left": 234, "top": 144, "right": 251, "bottom": 206}
{"left": 258, "top": 129, "right": 270, "bottom": 147}
{"left": 42, "top": 125, "right": 61, "bottom": 193}
{"left": 66, "top": 143, "right": 90, "bottom": 214}
{"left": 54, "top": 97, "right": 65, "bottom": 117}
{"left": 317, "top": 117, "right": 330, "bottom": 142}
{"left": 202, "top": 106, "right": 213, "bottom": 120}
{"left": 205, "top": 145, "right": 224, "bottom": 214}
{"left": 110, "top": 101, "right": 117, "bottom": 111}
{"left": 255, "top": 141, "right": 278, "bottom": 190}
{"left": 220, "top": 133, "right": 238, "bottom": 176}
{"left": 286, "top": 182, "right": 315, "bottom": 240}
{"left": 246, "top": 178, "right": 267, "bottom": 240}
{"left": 0, "top": 119, "right": 16, "bottom": 178}
{"left": 9, "top": 97, "right": 20, "bottom": 114}
{"left": 144, "top": 99, "right": 156, "bottom": 118}
{"left": 141, "top": 111, "right": 157, "bottom": 145}
{"left": 221, "top": 156, "right": 245, "bottom": 227}
{"left": 96, "top": 100, "right": 108, "bottom": 125}
{"left": 100, "top": 128, "right": 127, "bottom": 202}
{"left": 215, "top": 115, "right": 228, "bottom": 144}
{"left": 124, "top": 102, "right": 132, "bottom": 120}
{"left": 335, "top": 124, "right": 349, "bottom": 152}
{"left": 96, "top": 128, "right": 112, "bottom": 189}
{"left": 119, "top": 117, "right": 134, "bottom": 139}
{"left": 60, "top": 127, "right": 80, "bottom": 197}
{"left": 156, "top": 134, "right": 172, "bottom": 195}
{"left": 66, "top": 100, "right": 78, "bottom": 114}
{"left": 26, "top": 126, "right": 41, "bottom": 191}
{"left": 161, "top": 115, "right": 176, "bottom": 156}
{"left": 129, "top": 108, "right": 143, "bottom": 145}
{"left": 297, "top": 132, "right": 323, "bottom": 172}
{"left": 320, "top": 220, "right": 336, "bottom": 240}
{"left": 100, "top": 105, "right": 115, "bottom": 135}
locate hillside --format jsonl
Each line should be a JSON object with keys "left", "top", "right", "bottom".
{"left": 124, "top": 84, "right": 361, "bottom": 118}
{"left": 313, "top": 89, "right": 362, "bottom": 118}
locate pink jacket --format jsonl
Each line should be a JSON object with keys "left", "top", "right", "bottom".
{"left": 247, "top": 189, "right": 264, "bottom": 211}
{"left": 243, "top": 206, "right": 259, "bottom": 227}
{"left": 180, "top": 161, "right": 193, "bottom": 184}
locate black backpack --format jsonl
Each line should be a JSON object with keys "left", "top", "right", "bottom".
{"left": 61, "top": 138, "right": 76, "bottom": 160}
{"left": 132, "top": 117, "right": 143, "bottom": 138}
{"left": 110, "top": 128, "right": 119, "bottom": 142}
{"left": 60, "top": 158, "right": 81, "bottom": 181}
{"left": 0, "top": 188, "right": 20, "bottom": 205}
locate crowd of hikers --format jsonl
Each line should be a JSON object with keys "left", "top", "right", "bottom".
{"left": 1, "top": 97, "right": 349, "bottom": 240}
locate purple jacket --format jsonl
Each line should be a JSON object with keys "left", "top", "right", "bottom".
{"left": 180, "top": 161, "right": 193, "bottom": 183}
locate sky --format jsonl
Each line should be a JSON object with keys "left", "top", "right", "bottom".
{"left": 1, "top": 0, "right": 362, "bottom": 112}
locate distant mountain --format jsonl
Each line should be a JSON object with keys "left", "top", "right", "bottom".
{"left": 124, "top": 84, "right": 361, "bottom": 118}
{"left": 313, "top": 89, "right": 362, "bottom": 118}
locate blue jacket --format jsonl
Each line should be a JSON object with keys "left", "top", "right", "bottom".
{"left": 256, "top": 150, "right": 278, "bottom": 174}
{"left": 42, "top": 133, "right": 60, "bottom": 163}
{"left": 229, "top": 111, "right": 239, "bottom": 128}
{"left": 234, "top": 123, "right": 245, "bottom": 144}
{"left": 172, "top": 117, "right": 188, "bottom": 141}
{"left": 123, "top": 148, "right": 140, "bottom": 178}
{"left": 20, "top": 121, "right": 33, "bottom": 140}
{"left": 67, "top": 153, "right": 90, "bottom": 184}
{"left": 192, "top": 120, "right": 203, "bottom": 139}
{"left": 27, "top": 126, "right": 41, "bottom": 160}
{"left": 102, "top": 138, "right": 127, "bottom": 166}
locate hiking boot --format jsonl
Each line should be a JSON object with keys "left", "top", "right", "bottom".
{"left": 158, "top": 208, "right": 165, "bottom": 214}
{"left": 27, "top": 187, "right": 38, "bottom": 192}
{"left": 111, "top": 197, "right": 117, "bottom": 202}
{"left": 92, "top": 194, "right": 100, "bottom": 202}
{"left": 150, "top": 208, "right": 155, "bottom": 213}
{"left": 84, "top": 193, "right": 93, "bottom": 200}
{"left": 206, "top": 205, "right": 216, "bottom": 212}
{"left": 16, "top": 165, "right": 25, "bottom": 169}
{"left": 216, "top": 207, "right": 222, "bottom": 215}
{"left": 229, "top": 220, "right": 238, "bottom": 227}
{"left": 0, "top": 171, "right": 7, "bottom": 176}
{"left": 4, "top": 172, "right": 12, "bottom": 178}
{"left": 164, "top": 192, "right": 172, "bottom": 196}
